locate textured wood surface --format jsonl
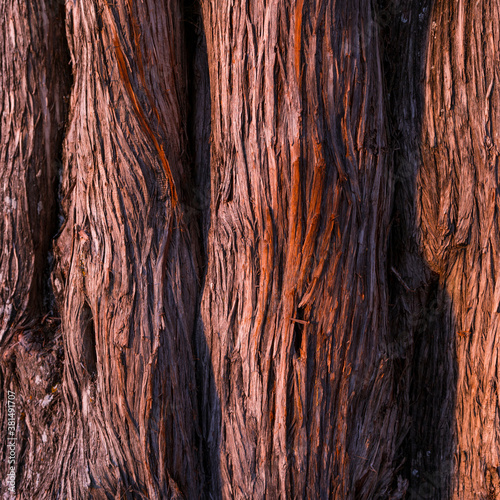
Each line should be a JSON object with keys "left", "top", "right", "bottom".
{"left": 383, "top": 1, "right": 456, "bottom": 497}
{"left": 50, "top": 1, "right": 203, "bottom": 498}
{"left": 0, "top": 0, "right": 69, "bottom": 343}
{"left": 419, "top": 0, "right": 500, "bottom": 497}
{"left": 1, "top": 0, "right": 500, "bottom": 498}
{"left": 0, "top": 2, "right": 70, "bottom": 495}
{"left": 199, "top": 1, "right": 402, "bottom": 497}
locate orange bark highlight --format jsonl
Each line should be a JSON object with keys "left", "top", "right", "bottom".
{"left": 294, "top": 0, "right": 304, "bottom": 83}
{"left": 111, "top": 29, "right": 178, "bottom": 209}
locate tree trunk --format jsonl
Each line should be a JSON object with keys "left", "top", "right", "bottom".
{"left": 419, "top": 0, "right": 500, "bottom": 497}
{"left": 0, "top": 0, "right": 71, "bottom": 495}
{"left": 199, "top": 0, "right": 402, "bottom": 498}
{"left": 1, "top": 0, "right": 500, "bottom": 499}
{"left": 51, "top": 1, "right": 204, "bottom": 497}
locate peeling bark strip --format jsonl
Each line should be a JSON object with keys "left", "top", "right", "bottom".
{"left": 0, "top": 0, "right": 69, "bottom": 343}
{"left": 419, "top": 0, "right": 500, "bottom": 497}
{"left": 50, "top": 1, "right": 201, "bottom": 498}
{"left": 200, "top": 1, "right": 401, "bottom": 497}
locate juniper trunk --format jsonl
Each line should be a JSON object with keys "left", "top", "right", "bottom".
{"left": 0, "top": 0, "right": 71, "bottom": 495}
{"left": 51, "top": 0, "right": 204, "bottom": 498}
{"left": 418, "top": 0, "right": 500, "bottom": 497}
{"left": 1, "top": 0, "right": 500, "bottom": 499}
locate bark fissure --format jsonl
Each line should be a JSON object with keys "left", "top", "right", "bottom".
{"left": 0, "top": 0, "right": 71, "bottom": 495}
{"left": 0, "top": 0, "right": 71, "bottom": 342}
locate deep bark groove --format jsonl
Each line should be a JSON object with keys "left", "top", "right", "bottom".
{"left": 0, "top": 0, "right": 70, "bottom": 342}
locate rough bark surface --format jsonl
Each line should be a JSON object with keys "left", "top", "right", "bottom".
{"left": 1, "top": 0, "right": 500, "bottom": 499}
{"left": 0, "top": 0, "right": 70, "bottom": 496}
{"left": 419, "top": 0, "right": 500, "bottom": 497}
{"left": 382, "top": 1, "right": 457, "bottom": 498}
{"left": 200, "top": 1, "right": 403, "bottom": 498}
{"left": 0, "top": 0, "right": 69, "bottom": 341}
{"left": 50, "top": 1, "right": 202, "bottom": 498}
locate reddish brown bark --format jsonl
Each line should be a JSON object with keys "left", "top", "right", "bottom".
{"left": 199, "top": 1, "right": 403, "bottom": 497}
{"left": 0, "top": 0, "right": 70, "bottom": 495}
{"left": 419, "top": 0, "right": 500, "bottom": 497}
{"left": 50, "top": 0, "right": 202, "bottom": 497}
{"left": 1, "top": 0, "right": 500, "bottom": 499}
{"left": 0, "top": 0, "right": 69, "bottom": 343}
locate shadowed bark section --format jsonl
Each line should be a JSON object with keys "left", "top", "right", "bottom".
{"left": 381, "top": 1, "right": 457, "bottom": 497}
{"left": 0, "top": 0, "right": 69, "bottom": 343}
{"left": 0, "top": 0, "right": 70, "bottom": 496}
{"left": 50, "top": 1, "right": 203, "bottom": 497}
{"left": 200, "top": 0, "right": 403, "bottom": 497}
{"left": 419, "top": 0, "right": 500, "bottom": 497}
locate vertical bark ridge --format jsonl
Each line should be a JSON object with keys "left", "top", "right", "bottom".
{"left": 419, "top": 0, "right": 500, "bottom": 497}
{"left": 51, "top": 1, "right": 202, "bottom": 497}
{"left": 0, "top": 0, "right": 70, "bottom": 343}
{"left": 201, "top": 1, "right": 401, "bottom": 497}
{"left": 0, "top": 0, "right": 71, "bottom": 496}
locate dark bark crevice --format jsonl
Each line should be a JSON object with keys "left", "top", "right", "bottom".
{"left": 0, "top": 0, "right": 72, "bottom": 342}
{"left": 183, "top": 0, "right": 212, "bottom": 276}
{"left": 183, "top": 0, "right": 222, "bottom": 496}
{"left": 380, "top": 0, "right": 458, "bottom": 497}
{"left": 80, "top": 300, "right": 98, "bottom": 379}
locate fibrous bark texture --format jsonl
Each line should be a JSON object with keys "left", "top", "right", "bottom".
{"left": 2, "top": 0, "right": 500, "bottom": 498}
{"left": 0, "top": 0, "right": 69, "bottom": 342}
{"left": 200, "top": 1, "right": 403, "bottom": 497}
{"left": 0, "top": 0, "right": 70, "bottom": 496}
{"left": 419, "top": 0, "right": 500, "bottom": 497}
{"left": 50, "top": 1, "right": 202, "bottom": 498}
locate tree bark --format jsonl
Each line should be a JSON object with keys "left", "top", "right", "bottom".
{"left": 199, "top": 0, "right": 403, "bottom": 498}
{"left": 383, "top": 1, "right": 457, "bottom": 497}
{"left": 0, "top": 0, "right": 70, "bottom": 496}
{"left": 51, "top": 1, "right": 203, "bottom": 498}
{"left": 419, "top": 0, "right": 500, "bottom": 497}
{"left": 0, "top": 0, "right": 69, "bottom": 340}
{"left": 1, "top": 0, "right": 500, "bottom": 499}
